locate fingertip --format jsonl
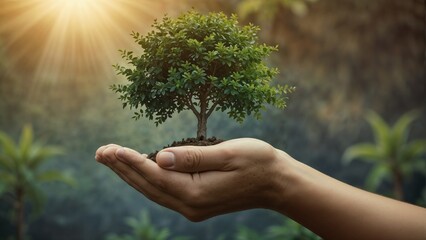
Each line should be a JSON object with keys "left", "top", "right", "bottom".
{"left": 115, "top": 147, "right": 148, "bottom": 165}
{"left": 116, "top": 147, "right": 126, "bottom": 159}
{"left": 95, "top": 145, "right": 109, "bottom": 163}
{"left": 95, "top": 145, "right": 106, "bottom": 157}
{"left": 157, "top": 151, "right": 176, "bottom": 169}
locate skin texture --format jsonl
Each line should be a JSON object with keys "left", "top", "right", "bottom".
{"left": 95, "top": 138, "right": 426, "bottom": 240}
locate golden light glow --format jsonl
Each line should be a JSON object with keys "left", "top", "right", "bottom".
{"left": 45, "top": 0, "right": 105, "bottom": 28}
{"left": 0, "top": 0, "right": 183, "bottom": 99}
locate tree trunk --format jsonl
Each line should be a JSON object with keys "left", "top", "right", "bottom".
{"left": 197, "top": 96, "right": 208, "bottom": 139}
{"left": 197, "top": 112, "right": 207, "bottom": 139}
{"left": 392, "top": 168, "right": 404, "bottom": 201}
{"left": 15, "top": 187, "right": 24, "bottom": 240}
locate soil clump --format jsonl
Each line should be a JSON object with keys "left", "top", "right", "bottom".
{"left": 148, "top": 136, "right": 224, "bottom": 161}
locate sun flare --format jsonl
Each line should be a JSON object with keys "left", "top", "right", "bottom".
{"left": 0, "top": 0, "right": 180, "bottom": 99}
{"left": 44, "top": 0, "right": 108, "bottom": 29}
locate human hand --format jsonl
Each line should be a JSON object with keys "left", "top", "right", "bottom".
{"left": 97, "top": 138, "right": 426, "bottom": 239}
{"left": 95, "top": 138, "right": 290, "bottom": 221}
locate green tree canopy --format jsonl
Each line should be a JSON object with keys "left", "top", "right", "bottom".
{"left": 113, "top": 10, "right": 293, "bottom": 138}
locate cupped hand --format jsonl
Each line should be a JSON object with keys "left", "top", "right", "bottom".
{"left": 95, "top": 138, "right": 289, "bottom": 221}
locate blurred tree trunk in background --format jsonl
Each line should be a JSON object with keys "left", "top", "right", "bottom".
{"left": 16, "top": 188, "right": 24, "bottom": 240}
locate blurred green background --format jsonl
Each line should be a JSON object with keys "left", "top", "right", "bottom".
{"left": 0, "top": 0, "right": 425, "bottom": 239}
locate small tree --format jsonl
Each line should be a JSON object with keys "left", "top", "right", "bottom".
{"left": 113, "top": 11, "right": 293, "bottom": 139}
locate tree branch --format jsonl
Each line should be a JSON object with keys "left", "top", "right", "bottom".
{"left": 185, "top": 94, "right": 200, "bottom": 117}
{"left": 207, "top": 101, "right": 220, "bottom": 118}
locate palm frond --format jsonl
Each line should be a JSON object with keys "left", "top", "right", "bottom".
{"left": 392, "top": 110, "right": 419, "bottom": 147}
{"left": 366, "top": 111, "right": 390, "bottom": 150}
{"left": 343, "top": 143, "right": 381, "bottom": 164}
{"left": 36, "top": 170, "right": 76, "bottom": 187}
{"left": 0, "top": 172, "right": 15, "bottom": 195}
{"left": 405, "top": 140, "right": 426, "bottom": 158}
{"left": 0, "top": 131, "right": 18, "bottom": 164}
{"left": 28, "top": 145, "right": 64, "bottom": 169}
{"left": 19, "top": 124, "right": 34, "bottom": 164}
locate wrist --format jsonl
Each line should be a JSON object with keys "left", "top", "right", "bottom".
{"left": 265, "top": 149, "right": 305, "bottom": 213}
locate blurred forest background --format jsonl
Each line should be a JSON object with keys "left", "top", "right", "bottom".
{"left": 0, "top": 0, "right": 425, "bottom": 239}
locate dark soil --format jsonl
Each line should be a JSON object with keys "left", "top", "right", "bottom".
{"left": 148, "top": 136, "right": 224, "bottom": 161}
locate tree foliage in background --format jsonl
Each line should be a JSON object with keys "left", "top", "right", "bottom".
{"left": 266, "top": 219, "right": 320, "bottom": 240}
{"left": 343, "top": 111, "right": 426, "bottom": 200}
{"left": 231, "top": 219, "right": 320, "bottom": 240}
{"left": 113, "top": 10, "right": 293, "bottom": 138}
{"left": 234, "top": 225, "right": 263, "bottom": 240}
{"left": 106, "top": 210, "right": 191, "bottom": 240}
{"left": 0, "top": 125, "right": 75, "bottom": 240}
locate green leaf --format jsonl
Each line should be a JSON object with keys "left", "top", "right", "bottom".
{"left": 0, "top": 131, "right": 18, "bottom": 162}
{"left": 392, "top": 110, "right": 419, "bottom": 146}
{"left": 405, "top": 140, "right": 426, "bottom": 158}
{"left": 343, "top": 143, "right": 381, "bottom": 164}
{"left": 36, "top": 170, "right": 76, "bottom": 187}
{"left": 28, "top": 146, "right": 64, "bottom": 169}
{"left": 19, "top": 124, "right": 34, "bottom": 162}
{"left": 366, "top": 111, "right": 390, "bottom": 148}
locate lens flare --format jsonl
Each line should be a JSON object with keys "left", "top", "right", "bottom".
{"left": 0, "top": 0, "right": 180, "bottom": 98}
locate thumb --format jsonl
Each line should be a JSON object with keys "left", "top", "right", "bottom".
{"left": 156, "top": 144, "right": 233, "bottom": 173}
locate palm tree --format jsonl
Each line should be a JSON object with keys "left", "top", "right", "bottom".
{"left": 343, "top": 111, "right": 426, "bottom": 200}
{"left": 0, "top": 125, "right": 75, "bottom": 240}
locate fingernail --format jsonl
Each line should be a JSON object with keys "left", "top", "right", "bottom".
{"left": 116, "top": 148, "right": 126, "bottom": 159}
{"left": 158, "top": 152, "right": 175, "bottom": 168}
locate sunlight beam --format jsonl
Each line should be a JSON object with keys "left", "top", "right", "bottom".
{"left": 1, "top": 0, "right": 177, "bottom": 100}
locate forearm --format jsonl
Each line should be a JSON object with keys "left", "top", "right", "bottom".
{"left": 272, "top": 150, "right": 426, "bottom": 240}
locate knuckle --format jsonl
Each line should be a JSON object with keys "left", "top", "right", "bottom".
{"left": 183, "top": 148, "right": 203, "bottom": 171}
